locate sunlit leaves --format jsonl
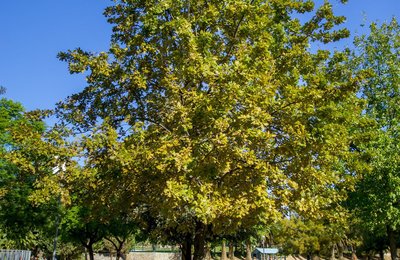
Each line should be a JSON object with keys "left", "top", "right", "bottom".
{"left": 56, "top": 0, "right": 360, "bottom": 256}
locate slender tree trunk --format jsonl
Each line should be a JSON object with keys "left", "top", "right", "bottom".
{"left": 228, "top": 242, "right": 234, "bottom": 259}
{"left": 109, "top": 237, "right": 127, "bottom": 260}
{"left": 193, "top": 223, "right": 207, "bottom": 260}
{"left": 205, "top": 243, "right": 212, "bottom": 260}
{"left": 246, "top": 240, "right": 252, "bottom": 260}
{"left": 87, "top": 243, "right": 95, "bottom": 260}
{"left": 312, "top": 255, "right": 320, "bottom": 260}
{"left": 182, "top": 234, "right": 193, "bottom": 260}
{"left": 351, "top": 245, "right": 357, "bottom": 260}
{"left": 337, "top": 241, "right": 344, "bottom": 260}
{"left": 379, "top": 250, "right": 384, "bottom": 260}
{"left": 330, "top": 244, "right": 335, "bottom": 260}
{"left": 388, "top": 226, "right": 397, "bottom": 260}
{"left": 117, "top": 246, "right": 126, "bottom": 260}
{"left": 221, "top": 240, "right": 228, "bottom": 260}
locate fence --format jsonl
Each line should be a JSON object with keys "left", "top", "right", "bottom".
{"left": 0, "top": 250, "right": 31, "bottom": 260}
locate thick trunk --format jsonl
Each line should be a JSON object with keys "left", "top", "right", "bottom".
{"left": 228, "top": 242, "right": 234, "bottom": 259}
{"left": 193, "top": 223, "right": 207, "bottom": 260}
{"left": 221, "top": 240, "right": 228, "bottom": 260}
{"left": 388, "top": 226, "right": 397, "bottom": 260}
{"left": 246, "top": 241, "right": 252, "bottom": 260}
{"left": 182, "top": 234, "right": 193, "bottom": 260}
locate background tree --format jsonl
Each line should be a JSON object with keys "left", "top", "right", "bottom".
{"left": 0, "top": 97, "right": 49, "bottom": 249}
{"left": 0, "top": 95, "right": 73, "bottom": 257}
{"left": 61, "top": 204, "right": 106, "bottom": 260}
{"left": 273, "top": 212, "right": 354, "bottom": 260}
{"left": 348, "top": 18, "right": 400, "bottom": 260}
{"left": 59, "top": 123, "right": 144, "bottom": 260}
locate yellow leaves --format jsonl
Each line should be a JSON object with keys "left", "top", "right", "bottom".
{"left": 0, "top": 188, "right": 7, "bottom": 199}
{"left": 287, "top": 179, "right": 299, "bottom": 190}
{"left": 192, "top": 186, "right": 217, "bottom": 223}
{"left": 131, "top": 71, "right": 148, "bottom": 90}
{"left": 164, "top": 179, "right": 194, "bottom": 202}
{"left": 49, "top": 0, "right": 364, "bottom": 243}
{"left": 30, "top": 174, "right": 65, "bottom": 205}
{"left": 162, "top": 169, "right": 276, "bottom": 228}
{"left": 152, "top": 136, "right": 193, "bottom": 173}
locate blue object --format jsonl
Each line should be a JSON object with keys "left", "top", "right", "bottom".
{"left": 254, "top": 248, "right": 279, "bottom": 254}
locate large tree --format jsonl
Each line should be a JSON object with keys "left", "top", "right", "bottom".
{"left": 57, "top": 0, "right": 362, "bottom": 259}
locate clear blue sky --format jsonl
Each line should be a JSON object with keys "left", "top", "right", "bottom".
{"left": 0, "top": 0, "right": 399, "bottom": 111}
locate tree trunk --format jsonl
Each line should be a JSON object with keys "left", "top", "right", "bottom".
{"left": 312, "top": 255, "right": 320, "bottom": 260}
{"left": 182, "top": 233, "right": 192, "bottom": 260}
{"left": 388, "top": 226, "right": 397, "bottom": 260}
{"left": 379, "top": 250, "right": 384, "bottom": 260}
{"left": 117, "top": 249, "right": 126, "bottom": 260}
{"left": 221, "top": 240, "right": 228, "bottom": 260}
{"left": 337, "top": 241, "right": 344, "bottom": 260}
{"left": 246, "top": 240, "right": 252, "bottom": 260}
{"left": 205, "top": 243, "right": 212, "bottom": 260}
{"left": 87, "top": 243, "right": 95, "bottom": 260}
{"left": 105, "top": 237, "right": 126, "bottom": 260}
{"left": 228, "top": 242, "right": 234, "bottom": 259}
{"left": 193, "top": 223, "right": 207, "bottom": 260}
{"left": 351, "top": 245, "right": 357, "bottom": 260}
{"left": 330, "top": 244, "right": 335, "bottom": 260}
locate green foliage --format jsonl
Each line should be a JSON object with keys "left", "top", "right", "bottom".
{"left": 0, "top": 98, "right": 25, "bottom": 150}
{"left": 273, "top": 213, "right": 350, "bottom": 257}
{"left": 344, "top": 18, "right": 400, "bottom": 258}
{"left": 348, "top": 18, "right": 400, "bottom": 234}
{"left": 0, "top": 98, "right": 73, "bottom": 254}
{"left": 56, "top": 124, "right": 144, "bottom": 259}
{"left": 0, "top": 98, "right": 50, "bottom": 248}
{"left": 274, "top": 218, "right": 326, "bottom": 255}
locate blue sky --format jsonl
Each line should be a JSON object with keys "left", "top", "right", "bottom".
{"left": 0, "top": 0, "right": 111, "bottom": 111}
{"left": 0, "top": 0, "right": 399, "bottom": 112}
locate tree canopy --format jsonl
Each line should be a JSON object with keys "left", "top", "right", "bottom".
{"left": 55, "top": 0, "right": 364, "bottom": 259}
{"left": 348, "top": 18, "right": 400, "bottom": 260}
{"left": 2, "top": 2, "right": 400, "bottom": 260}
